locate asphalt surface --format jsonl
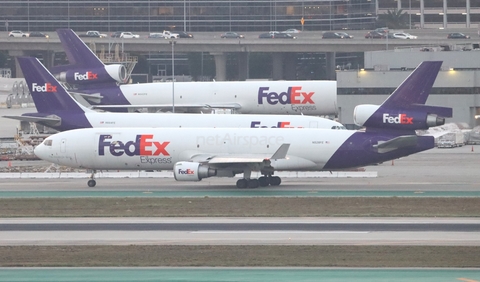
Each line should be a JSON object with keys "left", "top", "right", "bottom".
{"left": 0, "top": 144, "right": 478, "bottom": 193}
{"left": 1, "top": 217, "right": 479, "bottom": 246}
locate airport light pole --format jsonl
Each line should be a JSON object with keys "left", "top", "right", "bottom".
{"left": 170, "top": 40, "right": 176, "bottom": 113}
{"left": 409, "top": 0, "right": 412, "bottom": 29}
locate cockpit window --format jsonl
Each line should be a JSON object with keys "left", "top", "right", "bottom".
{"left": 44, "top": 139, "right": 52, "bottom": 146}
{"left": 331, "top": 125, "right": 346, "bottom": 130}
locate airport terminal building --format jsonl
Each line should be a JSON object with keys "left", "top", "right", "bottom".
{"left": 1, "top": 0, "right": 479, "bottom": 32}
{"left": 1, "top": 0, "right": 376, "bottom": 32}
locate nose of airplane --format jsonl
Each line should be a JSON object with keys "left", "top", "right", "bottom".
{"left": 34, "top": 142, "right": 48, "bottom": 160}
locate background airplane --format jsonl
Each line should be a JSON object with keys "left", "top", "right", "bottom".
{"left": 3, "top": 57, "right": 345, "bottom": 132}
{"left": 34, "top": 61, "right": 452, "bottom": 188}
{"left": 51, "top": 29, "right": 337, "bottom": 115}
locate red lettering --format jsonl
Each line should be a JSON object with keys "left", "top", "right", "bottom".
{"left": 153, "top": 141, "right": 170, "bottom": 156}
{"left": 140, "top": 134, "right": 153, "bottom": 155}
{"left": 46, "top": 84, "right": 57, "bottom": 92}
{"left": 290, "top": 86, "right": 302, "bottom": 104}
{"left": 301, "top": 92, "right": 314, "bottom": 104}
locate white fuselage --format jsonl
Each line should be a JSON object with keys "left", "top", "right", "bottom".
{"left": 118, "top": 80, "right": 337, "bottom": 115}
{"left": 82, "top": 111, "right": 344, "bottom": 130}
{"left": 35, "top": 127, "right": 355, "bottom": 172}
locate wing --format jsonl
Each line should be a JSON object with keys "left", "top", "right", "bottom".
{"left": 92, "top": 103, "right": 242, "bottom": 112}
{"left": 190, "top": 143, "right": 290, "bottom": 169}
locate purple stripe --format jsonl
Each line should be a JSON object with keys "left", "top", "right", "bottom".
{"left": 324, "top": 132, "right": 434, "bottom": 169}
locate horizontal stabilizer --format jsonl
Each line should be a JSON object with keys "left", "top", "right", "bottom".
{"left": 72, "top": 92, "right": 104, "bottom": 105}
{"left": 373, "top": 135, "right": 418, "bottom": 153}
{"left": 3, "top": 115, "right": 61, "bottom": 127}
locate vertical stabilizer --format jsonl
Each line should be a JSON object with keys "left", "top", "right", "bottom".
{"left": 51, "top": 29, "right": 104, "bottom": 73}
{"left": 17, "top": 57, "right": 91, "bottom": 114}
{"left": 381, "top": 61, "right": 442, "bottom": 108}
{"left": 51, "top": 29, "right": 127, "bottom": 86}
{"left": 353, "top": 61, "right": 452, "bottom": 131}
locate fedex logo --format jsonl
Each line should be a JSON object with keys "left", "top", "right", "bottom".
{"left": 258, "top": 86, "right": 314, "bottom": 105}
{"left": 32, "top": 83, "right": 57, "bottom": 92}
{"left": 177, "top": 169, "right": 195, "bottom": 175}
{"left": 99, "top": 134, "right": 170, "bottom": 157}
{"left": 383, "top": 113, "right": 413, "bottom": 124}
{"left": 74, "top": 71, "right": 98, "bottom": 81}
{"left": 251, "top": 121, "right": 297, "bottom": 128}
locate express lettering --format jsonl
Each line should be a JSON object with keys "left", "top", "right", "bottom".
{"left": 250, "top": 121, "right": 296, "bottom": 128}
{"left": 382, "top": 113, "right": 413, "bottom": 124}
{"left": 74, "top": 71, "right": 98, "bottom": 81}
{"left": 32, "top": 83, "right": 57, "bottom": 92}
{"left": 98, "top": 134, "right": 170, "bottom": 157}
{"left": 140, "top": 156, "right": 172, "bottom": 164}
{"left": 257, "top": 86, "right": 314, "bottom": 105}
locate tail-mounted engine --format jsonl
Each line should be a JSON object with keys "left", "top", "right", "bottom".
{"left": 173, "top": 162, "right": 217, "bottom": 181}
{"left": 55, "top": 64, "right": 127, "bottom": 85}
{"left": 353, "top": 104, "right": 452, "bottom": 131}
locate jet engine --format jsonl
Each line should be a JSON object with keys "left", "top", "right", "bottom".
{"left": 173, "top": 162, "right": 217, "bottom": 181}
{"left": 55, "top": 64, "right": 127, "bottom": 85}
{"left": 353, "top": 104, "right": 449, "bottom": 131}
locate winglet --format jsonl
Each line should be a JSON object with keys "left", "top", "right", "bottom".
{"left": 270, "top": 144, "right": 290, "bottom": 160}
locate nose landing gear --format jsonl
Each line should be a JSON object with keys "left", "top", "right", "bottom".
{"left": 87, "top": 170, "right": 97, "bottom": 187}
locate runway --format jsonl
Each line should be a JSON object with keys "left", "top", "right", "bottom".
{"left": 0, "top": 144, "right": 479, "bottom": 271}
{"left": 0, "top": 217, "right": 479, "bottom": 246}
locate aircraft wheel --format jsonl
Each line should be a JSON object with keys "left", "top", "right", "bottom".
{"left": 270, "top": 176, "right": 281, "bottom": 186}
{"left": 87, "top": 179, "right": 96, "bottom": 187}
{"left": 258, "top": 176, "right": 269, "bottom": 187}
{"left": 248, "top": 179, "right": 259, "bottom": 189}
{"left": 236, "top": 179, "right": 248, "bottom": 189}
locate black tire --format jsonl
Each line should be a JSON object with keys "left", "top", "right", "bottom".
{"left": 248, "top": 179, "right": 259, "bottom": 189}
{"left": 87, "top": 179, "right": 96, "bottom": 187}
{"left": 270, "top": 176, "right": 281, "bottom": 186}
{"left": 236, "top": 179, "right": 248, "bottom": 189}
{"left": 258, "top": 176, "right": 269, "bottom": 187}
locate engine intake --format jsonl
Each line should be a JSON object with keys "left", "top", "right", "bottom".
{"left": 173, "top": 162, "right": 217, "bottom": 181}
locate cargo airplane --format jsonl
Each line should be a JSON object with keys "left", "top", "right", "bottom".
{"left": 34, "top": 61, "right": 452, "bottom": 188}
{"left": 51, "top": 28, "right": 337, "bottom": 115}
{"left": 3, "top": 57, "right": 345, "bottom": 132}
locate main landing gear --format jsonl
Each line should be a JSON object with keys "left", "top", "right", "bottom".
{"left": 235, "top": 175, "right": 281, "bottom": 189}
{"left": 87, "top": 170, "right": 97, "bottom": 187}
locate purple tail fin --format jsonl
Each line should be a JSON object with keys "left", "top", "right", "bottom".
{"left": 17, "top": 57, "right": 86, "bottom": 114}
{"left": 50, "top": 29, "right": 127, "bottom": 87}
{"left": 357, "top": 61, "right": 452, "bottom": 132}
{"left": 381, "top": 61, "right": 442, "bottom": 108}
{"left": 50, "top": 29, "right": 104, "bottom": 74}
